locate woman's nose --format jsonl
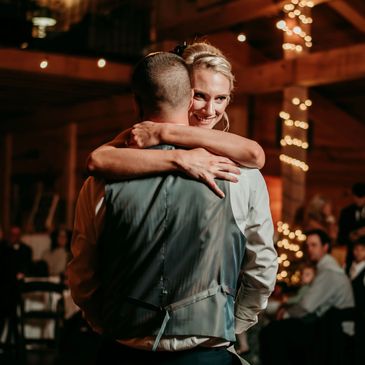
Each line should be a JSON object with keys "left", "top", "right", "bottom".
{"left": 203, "top": 101, "right": 215, "bottom": 115}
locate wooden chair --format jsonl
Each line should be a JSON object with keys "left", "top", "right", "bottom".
{"left": 17, "top": 279, "right": 66, "bottom": 363}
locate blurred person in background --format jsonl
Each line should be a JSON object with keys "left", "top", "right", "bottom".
{"left": 6, "top": 226, "right": 33, "bottom": 279}
{"left": 338, "top": 182, "right": 365, "bottom": 273}
{"left": 42, "top": 227, "right": 72, "bottom": 276}
{"left": 260, "top": 229, "right": 354, "bottom": 365}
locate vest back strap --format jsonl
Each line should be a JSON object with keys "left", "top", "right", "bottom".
{"left": 151, "top": 284, "right": 233, "bottom": 351}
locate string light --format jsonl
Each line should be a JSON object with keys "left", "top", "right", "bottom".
{"left": 283, "top": 43, "right": 303, "bottom": 52}
{"left": 237, "top": 33, "right": 246, "bottom": 42}
{"left": 279, "top": 0, "right": 314, "bottom": 51}
{"left": 276, "top": 221, "right": 306, "bottom": 284}
{"left": 97, "top": 58, "right": 107, "bottom": 68}
{"left": 279, "top": 111, "right": 309, "bottom": 130}
{"left": 280, "top": 154, "right": 309, "bottom": 171}
{"left": 40, "top": 60, "right": 48, "bottom": 69}
{"left": 276, "top": 21, "right": 311, "bottom": 42}
{"left": 291, "top": 97, "right": 312, "bottom": 110}
{"left": 280, "top": 135, "right": 309, "bottom": 149}
{"left": 277, "top": 222, "right": 306, "bottom": 241}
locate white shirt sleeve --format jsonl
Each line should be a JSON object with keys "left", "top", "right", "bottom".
{"left": 231, "top": 169, "right": 278, "bottom": 333}
{"left": 67, "top": 177, "right": 105, "bottom": 331}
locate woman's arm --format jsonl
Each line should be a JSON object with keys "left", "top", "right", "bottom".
{"left": 128, "top": 122, "right": 265, "bottom": 169}
{"left": 87, "top": 142, "right": 240, "bottom": 198}
{"left": 86, "top": 121, "right": 263, "bottom": 197}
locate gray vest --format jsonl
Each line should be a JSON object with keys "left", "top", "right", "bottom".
{"left": 98, "top": 146, "right": 246, "bottom": 346}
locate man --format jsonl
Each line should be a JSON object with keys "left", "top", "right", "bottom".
{"left": 68, "top": 52, "right": 277, "bottom": 365}
{"left": 261, "top": 229, "right": 354, "bottom": 365}
{"left": 285, "top": 229, "right": 354, "bottom": 320}
{"left": 7, "top": 226, "right": 33, "bottom": 278}
{"left": 348, "top": 237, "right": 365, "bottom": 365}
{"left": 338, "top": 182, "right": 365, "bottom": 272}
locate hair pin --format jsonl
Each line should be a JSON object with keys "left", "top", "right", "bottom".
{"left": 171, "top": 41, "right": 188, "bottom": 57}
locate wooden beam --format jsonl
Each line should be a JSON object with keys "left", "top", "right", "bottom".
{"left": 0, "top": 94, "right": 135, "bottom": 133}
{"left": 157, "top": 0, "right": 331, "bottom": 39}
{"left": 237, "top": 42, "right": 365, "bottom": 94}
{"left": 328, "top": 0, "right": 365, "bottom": 33}
{"left": 0, "top": 49, "right": 132, "bottom": 84}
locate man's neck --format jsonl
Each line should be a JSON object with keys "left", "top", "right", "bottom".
{"left": 144, "top": 110, "right": 189, "bottom": 126}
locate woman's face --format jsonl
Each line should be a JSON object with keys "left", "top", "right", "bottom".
{"left": 189, "top": 68, "right": 230, "bottom": 129}
{"left": 57, "top": 230, "right": 68, "bottom": 247}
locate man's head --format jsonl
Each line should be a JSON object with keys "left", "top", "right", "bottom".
{"left": 351, "top": 182, "right": 365, "bottom": 208}
{"left": 305, "top": 229, "right": 331, "bottom": 263}
{"left": 9, "top": 226, "right": 22, "bottom": 245}
{"left": 353, "top": 236, "right": 365, "bottom": 263}
{"left": 131, "top": 52, "right": 192, "bottom": 121}
{"left": 299, "top": 262, "right": 316, "bottom": 285}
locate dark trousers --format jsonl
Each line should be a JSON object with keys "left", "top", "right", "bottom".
{"left": 96, "top": 337, "right": 237, "bottom": 365}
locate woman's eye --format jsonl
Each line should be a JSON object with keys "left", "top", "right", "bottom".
{"left": 216, "top": 96, "right": 227, "bottom": 103}
{"left": 194, "top": 92, "right": 205, "bottom": 99}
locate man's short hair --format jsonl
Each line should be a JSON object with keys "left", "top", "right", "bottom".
{"left": 131, "top": 52, "right": 191, "bottom": 118}
{"left": 305, "top": 229, "right": 331, "bottom": 250}
{"left": 352, "top": 182, "right": 365, "bottom": 198}
{"left": 354, "top": 236, "right": 365, "bottom": 247}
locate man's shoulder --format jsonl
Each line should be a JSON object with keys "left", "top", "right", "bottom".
{"left": 239, "top": 167, "right": 262, "bottom": 178}
{"left": 238, "top": 168, "right": 265, "bottom": 188}
{"left": 318, "top": 255, "right": 346, "bottom": 276}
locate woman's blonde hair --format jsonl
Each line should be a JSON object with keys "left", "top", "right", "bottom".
{"left": 181, "top": 42, "right": 235, "bottom": 131}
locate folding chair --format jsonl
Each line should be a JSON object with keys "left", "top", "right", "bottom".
{"left": 17, "top": 279, "right": 65, "bottom": 363}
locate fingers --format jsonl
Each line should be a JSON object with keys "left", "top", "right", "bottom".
{"left": 129, "top": 129, "right": 144, "bottom": 148}
{"left": 217, "top": 163, "right": 241, "bottom": 175}
{"left": 205, "top": 179, "right": 225, "bottom": 199}
{"left": 218, "top": 157, "right": 239, "bottom": 166}
{"left": 214, "top": 171, "right": 239, "bottom": 183}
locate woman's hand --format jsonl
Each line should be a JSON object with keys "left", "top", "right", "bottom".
{"left": 176, "top": 148, "right": 241, "bottom": 198}
{"left": 127, "top": 121, "right": 163, "bottom": 148}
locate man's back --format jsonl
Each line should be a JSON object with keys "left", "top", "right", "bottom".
{"left": 98, "top": 145, "right": 247, "bottom": 342}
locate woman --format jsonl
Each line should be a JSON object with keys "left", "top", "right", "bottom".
{"left": 304, "top": 194, "right": 338, "bottom": 240}
{"left": 42, "top": 227, "right": 72, "bottom": 276}
{"left": 87, "top": 42, "right": 264, "bottom": 197}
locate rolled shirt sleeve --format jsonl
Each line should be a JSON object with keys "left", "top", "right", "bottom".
{"left": 232, "top": 169, "right": 278, "bottom": 333}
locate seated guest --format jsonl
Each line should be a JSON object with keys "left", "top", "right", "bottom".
{"left": 0, "top": 234, "right": 18, "bottom": 336}
{"left": 42, "top": 227, "right": 72, "bottom": 276}
{"left": 349, "top": 236, "right": 365, "bottom": 309}
{"left": 6, "top": 226, "right": 33, "bottom": 279}
{"left": 349, "top": 236, "right": 365, "bottom": 364}
{"left": 260, "top": 229, "right": 354, "bottom": 365}
{"left": 282, "top": 262, "right": 316, "bottom": 307}
{"left": 338, "top": 182, "right": 365, "bottom": 273}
